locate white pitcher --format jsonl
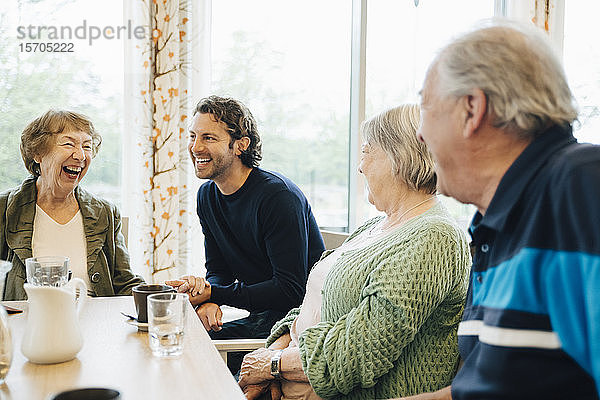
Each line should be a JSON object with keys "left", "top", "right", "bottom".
{"left": 21, "top": 278, "right": 87, "bottom": 364}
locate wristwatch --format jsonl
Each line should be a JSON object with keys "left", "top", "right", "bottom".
{"left": 270, "top": 349, "right": 284, "bottom": 379}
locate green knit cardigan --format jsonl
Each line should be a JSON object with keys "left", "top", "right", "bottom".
{"left": 267, "top": 204, "right": 471, "bottom": 399}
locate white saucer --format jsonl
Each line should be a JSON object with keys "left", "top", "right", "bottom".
{"left": 125, "top": 318, "right": 148, "bottom": 332}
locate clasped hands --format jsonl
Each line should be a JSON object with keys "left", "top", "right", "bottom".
{"left": 238, "top": 347, "right": 283, "bottom": 400}
{"left": 165, "top": 275, "right": 223, "bottom": 332}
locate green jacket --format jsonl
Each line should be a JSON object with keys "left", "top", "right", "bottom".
{"left": 0, "top": 176, "right": 144, "bottom": 300}
{"left": 267, "top": 204, "right": 471, "bottom": 399}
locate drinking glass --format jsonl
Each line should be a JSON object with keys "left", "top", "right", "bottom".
{"left": 25, "top": 256, "right": 69, "bottom": 287}
{"left": 147, "top": 293, "right": 187, "bottom": 357}
{"left": 0, "top": 260, "right": 13, "bottom": 384}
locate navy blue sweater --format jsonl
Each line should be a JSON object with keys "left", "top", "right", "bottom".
{"left": 197, "top": 168, "right": 325, "bottom": 313}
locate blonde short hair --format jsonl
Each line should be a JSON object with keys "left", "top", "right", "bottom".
{"left": 362, "top": 104, "right": 436, "bottom": 194}
{"left": 20, "top": 110, "right": 102, "bottom": 176}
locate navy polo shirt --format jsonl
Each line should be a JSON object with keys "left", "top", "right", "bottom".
{"left": 452, "top": 125, "right": 600, "bottom": 399}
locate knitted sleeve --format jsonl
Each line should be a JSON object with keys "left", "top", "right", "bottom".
{"left": 266, "top": 307, "right": 301, "bottom": 347}
{"left": 298, "top": 225, "right": 468, "bottom": 398}
{"left": 265, "top": 219, "right": 381, "bottom": 347}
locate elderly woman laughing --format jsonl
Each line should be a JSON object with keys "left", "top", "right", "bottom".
{"left": 0, "top": 110, "right": 144, "bottom": 300}
{"left": 238, "top": 104, "right": 471, "bottom": 400}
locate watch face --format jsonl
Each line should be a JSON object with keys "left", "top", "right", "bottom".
{"left": 271, "top": 350, "right": 283, "bottom": 377}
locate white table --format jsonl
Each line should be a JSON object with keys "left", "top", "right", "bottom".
{"left": 1, "top": 296, "right": 245, "bottom": 399}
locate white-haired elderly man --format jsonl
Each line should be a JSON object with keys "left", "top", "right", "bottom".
{"left": 401, "top": 22, "right": 600, "bottom": 400}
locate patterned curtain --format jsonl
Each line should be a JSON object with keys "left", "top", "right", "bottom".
{"left": 124, "top": 0, "right": 196, "bottom": 283}
{"left": 531, "top": 0, "right": 565, "bottom": 54}
{"left": 504, "top": 0, "right": 564, "bottom": 55}
{"left": 531, "top": 0, "right": 552, "bottom": 32}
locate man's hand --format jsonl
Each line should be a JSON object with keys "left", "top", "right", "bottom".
{"left": 196, "top": 302, "right": 223, "bottom": 332}
{"left": 165, "top": 275, "right": 211, "bottom": 306}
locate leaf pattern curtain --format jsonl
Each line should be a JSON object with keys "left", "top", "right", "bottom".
{"left": 124, "top": 0, "right": 196, "bottom": 283}
{"left": 530, "top": 0, "right": 564, "bottom": 55}
{"left": 505, "top": 0, "right": 564, "bottom": 55}
{"left": 531, "top": 0, "right": 553, "bottom": 32}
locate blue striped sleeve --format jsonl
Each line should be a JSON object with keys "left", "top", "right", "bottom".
{"left": 547, "top": 155, "right": 600, "bottom": 396}
{"left": 545, "top": 252, "right": 600, "bottom": 396}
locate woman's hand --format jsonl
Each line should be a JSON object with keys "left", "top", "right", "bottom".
{"left": 238, "top": 348, "right": 276, "bottom": 389}
{"left": 242, "top": 381, "right": 282, "bottom": 400}
{"left": 268, "top": 333, "right": 291, "bottom": 350}
{"left": 239, "top": 334, "right": 290, "bottom": 398}
{"left": 269, "top": 381, "right": 283, "bottom": 400}
{"left": 242, "top": 382, "right": 269, "bottom": 400}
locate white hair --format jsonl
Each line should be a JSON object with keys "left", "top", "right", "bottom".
{"left": 433, "top": 20, "right": 577, "bottom": 137}
{"left": 362, "top": 104, "right": 437, "bottom": 194}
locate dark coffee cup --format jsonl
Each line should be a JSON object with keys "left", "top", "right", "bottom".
{"left": 132, "top": 284, "right": 175, "bottom": 323}
{"left": 50, "top": 388, "right": 120, "bottom": 400}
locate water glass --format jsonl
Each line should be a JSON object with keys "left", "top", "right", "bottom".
{"left": 147, "top": 293, "right": 187, "bottom": 357}
{"left": 25, "top": 256, "right": 69, "bottom": 287}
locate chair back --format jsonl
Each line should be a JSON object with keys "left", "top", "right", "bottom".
{"left": 320, "top": 230, "right": 349, "bottom": 250}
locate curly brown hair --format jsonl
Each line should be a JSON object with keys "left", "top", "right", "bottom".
{"left": 20, "top": 110, "right": 102, "bottom": 176}
{"left": 193, "top": 96, "right": 262, "bottom": 168}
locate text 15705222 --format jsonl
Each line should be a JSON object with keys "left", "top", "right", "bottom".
{"left": 19, "top": 42, "right": 74, "bottom": 53}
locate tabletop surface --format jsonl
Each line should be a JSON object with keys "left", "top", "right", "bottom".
{"left": 1, "top": 296, "right": 245, "bottom": 400}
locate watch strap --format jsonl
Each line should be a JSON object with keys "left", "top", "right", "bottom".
{"left": 270, "top": 349, "right": 284, "bottom": 379}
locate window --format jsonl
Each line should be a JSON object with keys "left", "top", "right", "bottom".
{"left": 209, "top": 1, "right": 496, "bottom": 232}
{"left": 563, "top": 1, "right": 600, "bottom": 145}
{"left": 0, "top": 0, "right": 124, "bottom": 204}
{"left": 363, "top": 0, "right": 495, "bottom": 229}
{"left": 7, "top": 1, "right": 592, "bottom": 272}
{"left": 210, "top": 0, "right": 352, "bottom": 231}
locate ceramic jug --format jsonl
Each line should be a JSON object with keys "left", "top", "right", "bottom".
{"left": 21, "top": 278, "right": 87, "bottom": 364}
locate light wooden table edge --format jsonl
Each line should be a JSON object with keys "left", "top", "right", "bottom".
{"left": 2, "top": 296, "right": 246, "bottom": 399}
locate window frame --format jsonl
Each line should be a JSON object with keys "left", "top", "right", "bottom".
{"left": 347, "top": 0, "right": 507, "bottom": 231}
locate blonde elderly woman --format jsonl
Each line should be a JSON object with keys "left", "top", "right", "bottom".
{"left": 0, "top": 110, "right": 144, "bottom": 300}
{"left": 237, "top": 104, "right": 471, "bottom": 400}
